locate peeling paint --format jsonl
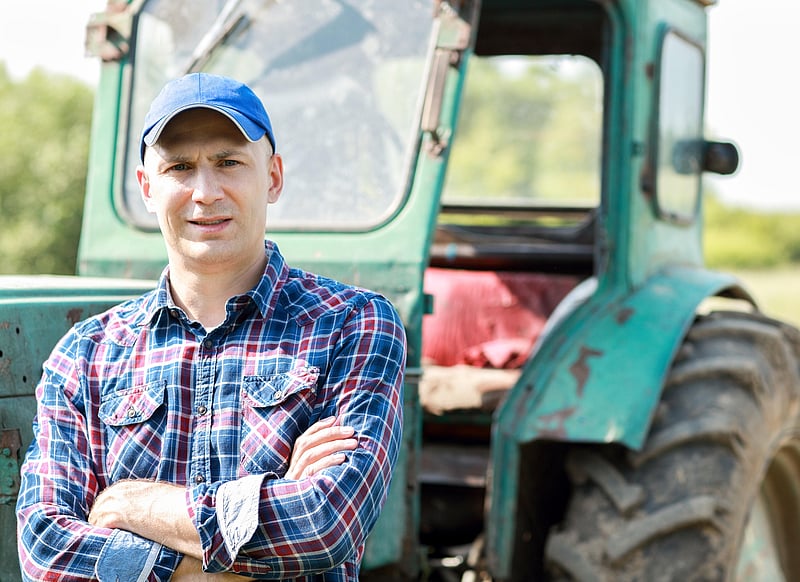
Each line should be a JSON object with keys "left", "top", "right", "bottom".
{"left": 616, "top": 307, "right": 634, "bottom": 324}
{"left": 67, "top": 308, "right": 84, "bottom": 325}
{"left": 569, "top": 345, "right": 604, "bottom": 396}
{"left": 537, "top": 406, "right": 577, "bottom": 439}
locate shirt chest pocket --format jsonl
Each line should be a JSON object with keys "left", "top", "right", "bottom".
{"left": 98, "top": 381, "right": 167, "bottom": 481}
{"left": 240, "top": 366, "right": 319, "bottom": 476}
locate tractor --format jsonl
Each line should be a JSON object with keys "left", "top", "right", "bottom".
{"left": 2, "top": 0, "right": 800, "bottom": 580}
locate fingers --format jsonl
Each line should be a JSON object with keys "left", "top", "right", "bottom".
{"left": 295, "top": 452, "right": 348, "bottom": 480}
{"left": 285, "top": 417, "right": 358, "bottom": 480}
{"left": 292, "top": 421, "right": 355, "bottom": 458}
{"left": 297, "top": 415, "right": 338, "bottom": 438}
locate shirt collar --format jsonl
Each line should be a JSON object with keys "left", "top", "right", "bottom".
{"left": 246, "top": 240, "right": 289, "bottom": 319}
{"left": 143, "top": 240, "right": 289, "bottom": 325}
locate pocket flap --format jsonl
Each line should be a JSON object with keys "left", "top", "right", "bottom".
{"left": 99, "top": 381, "right": 167, "bottom": 426}
{"left": 242, "top": 366, "right": 319, "bottom": 408}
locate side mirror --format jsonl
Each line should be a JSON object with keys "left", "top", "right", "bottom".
{"left": 703, "top": 140, "right": 740, "bottom": 176}
{"left": 671, "top": 139, "right": 740, "bottom": 176}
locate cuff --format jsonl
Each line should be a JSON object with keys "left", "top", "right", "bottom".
{"left": 216, "top": 473, "right": 268, "bottom": 559}
{"left": 95, "top": 529, "right": 181, "bottom": 582}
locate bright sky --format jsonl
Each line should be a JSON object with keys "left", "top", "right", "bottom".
{"left": 1, "top": 1, "right": 798, "bottom": 211}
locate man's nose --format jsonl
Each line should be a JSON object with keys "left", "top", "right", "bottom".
{"left": 191, "top": 169, "right": 225, "bottom": 204}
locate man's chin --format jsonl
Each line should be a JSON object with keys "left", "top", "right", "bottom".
{"left": 179, "top": 242, "right": 236, "bottom": 266}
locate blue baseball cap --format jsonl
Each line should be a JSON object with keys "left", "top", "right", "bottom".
{"left": 139, "top": 73, "right": 276, "bottom": 162}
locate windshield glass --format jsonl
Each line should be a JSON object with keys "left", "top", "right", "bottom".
{"left": 655, "top": 30, "right": 704, "bottom": 221}
{"left": 443, "top": 54, "right": 603, "bottom": 210}
{"left": 122, "top": 0, "right": 434, "bottom": 230}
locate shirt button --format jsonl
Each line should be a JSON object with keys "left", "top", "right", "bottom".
{"left": 195, "top": 474, "right": 205, "bottom": 484}
{"left": 197, "top": 405, "right": 207, "bottom": 415}
{"left": 203, "top": 340, "right": 213, "bottom": 349}
{"left": 273, "top": 391, "right": 283, "bottom": 400}
{"left": 126, "top": 406, "right": 137, "bottom": 418}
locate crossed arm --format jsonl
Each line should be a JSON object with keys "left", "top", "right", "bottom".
{"left": 19, "top": 295, "right": 406, "bottom": 580}
{"left": 86, "top": 416, "right": 357, "bottom": 580}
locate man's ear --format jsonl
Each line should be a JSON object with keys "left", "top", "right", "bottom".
{"left": 137, "top": 165, "right": 157, "bottom": 213}
{"left": 267, "top": 153, "right": 284, "bottom": 204}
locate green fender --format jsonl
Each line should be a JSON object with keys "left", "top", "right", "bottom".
{"left": 487, "top": 265, "right": 754, "bottom": 577}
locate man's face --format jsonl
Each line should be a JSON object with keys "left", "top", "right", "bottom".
{"left": 137, "top": 108, "right": 283, "bottom": 275}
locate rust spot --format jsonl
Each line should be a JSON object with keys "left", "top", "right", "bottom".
{"left": 537, "top": 407, "right": 577, "bottom": 439}
{"left": 0, "top": 322, "right": 10, "bottom": 330}
{"left": 645, "top": 62, "right": 655, "bottom": 79}
{"left": 0, "top": 428, "right": 22, "bottom": 457}
{"left": 66, "top": 308, "right": 84, "bottom": 325}
{"left": 616, "top": 307, "right": 634, "bottom": 324}
{"left": 569, "top": 345, "right": 604, "bottom": 396}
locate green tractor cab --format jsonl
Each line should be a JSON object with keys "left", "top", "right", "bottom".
{"left": 3, "top": 0, "right": 799, "bottom": 580}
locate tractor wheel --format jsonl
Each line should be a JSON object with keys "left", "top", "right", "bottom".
{"left": 544, "top": 311, "right": 800, "bottom": 581}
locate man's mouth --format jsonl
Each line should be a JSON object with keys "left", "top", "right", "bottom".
{"left": 190, "top": 218, "right": 229, "bottom": 225}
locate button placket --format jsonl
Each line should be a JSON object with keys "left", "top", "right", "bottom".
{"left": 191, "top": 338, "right": 216, "bottom": 487}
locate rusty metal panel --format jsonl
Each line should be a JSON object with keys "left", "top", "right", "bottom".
{"left": 487, "top": 265, "right": 750, "bottom": 577}
{"left": 504, "top": 266, "right": 747, "bottom": 448}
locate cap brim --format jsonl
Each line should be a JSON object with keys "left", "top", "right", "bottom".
{"left": 143, "top": 103, "right": 266, "bottom": 149}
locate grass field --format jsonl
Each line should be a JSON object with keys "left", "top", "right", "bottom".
{"left": 727, "top": 266, "right": 800, "bottom": 327}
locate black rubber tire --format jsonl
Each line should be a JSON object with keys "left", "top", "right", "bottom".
{"left": 544, "top": 311, "right": 800, "bottom": 582}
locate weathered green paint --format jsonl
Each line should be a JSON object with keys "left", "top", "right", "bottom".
{"left": 0, "top": 276, "right": 155, "bottom": 441}
{"left": 500, "top": 267, "right": 748, "bottom": 448}
{"left": 623, "top": 0, "right": 710, "bottom": 287}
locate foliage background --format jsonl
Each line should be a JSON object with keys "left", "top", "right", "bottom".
{"left": 0, "top": 65, "right": 92, "bottom": 275}
{"left": 0, "top": 65, "right": 798, "bottom": 324}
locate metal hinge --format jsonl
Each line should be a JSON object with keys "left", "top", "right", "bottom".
{"left": 85, "top": 0, "right": 147, "bottom": 61}
{"left": 421, "top": 0, "right": 480, "bottom": 156}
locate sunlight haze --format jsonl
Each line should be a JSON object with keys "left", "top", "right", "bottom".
{"left": 1, "top": 1, "right": 798, "bottom": 210}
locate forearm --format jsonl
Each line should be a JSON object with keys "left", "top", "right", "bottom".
{"left": 192, "top": 469, "right": 366, "bottom": 576}
{"left": 89, "top": 479, "right": 203, "bottom": 559}
{"left": 191, "top": 410, "right": 401, "bottom": 576}
{"left": 17, "top": 496, "right": 182, "bottom": 581}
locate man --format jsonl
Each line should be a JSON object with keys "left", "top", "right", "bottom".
{"left": 16, "top": 73, "right": 406, "bottom": 581}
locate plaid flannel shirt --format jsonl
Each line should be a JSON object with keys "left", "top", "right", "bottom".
{"left": 16, "top": 241, "right": 406, "bottom": 581}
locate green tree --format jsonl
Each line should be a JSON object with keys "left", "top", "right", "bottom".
{"left": 0, "top": 64, "right": 93, "bottom": 274}
{"left": 704, "top": 192, "right": 800, "bottom": 269}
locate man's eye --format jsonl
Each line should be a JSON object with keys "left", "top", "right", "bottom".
{"left": 169, "top": 163, "right": 189, "bottom": 172}
{"left": 221, "top": 159, "right": 240, "bottom": 167}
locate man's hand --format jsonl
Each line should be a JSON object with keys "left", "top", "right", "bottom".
{"left": 173, "top": 556, "right": 251, "bottom": 581}
{"left": 285, "top": 416, "right": 357, "bottom": 480}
